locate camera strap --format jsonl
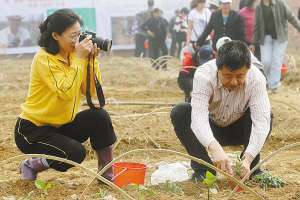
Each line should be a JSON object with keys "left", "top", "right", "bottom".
{"left": 86, "top": 54, "right": 105, "bottom": 110}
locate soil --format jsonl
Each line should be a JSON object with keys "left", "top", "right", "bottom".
{"left": 0, "top": 54, "right": 300, "bottom": 200}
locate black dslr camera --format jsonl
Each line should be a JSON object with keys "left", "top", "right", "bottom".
{"left": 79, "top": 30, "right": 112, "bottom": 52}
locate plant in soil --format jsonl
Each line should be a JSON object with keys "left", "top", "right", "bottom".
{"left": 164, "top": 180, "right": 185, "bottom": 196}
{"left": 34, "top": 180, "right": 51, "bottom": 200}
{"left": 228, "top": 155, "right": 245, "bottom": 189}
{"left": 90, "top": 187, "right": 109, "bottom": 198}
{"left": 252, "top": 171, "right": 286, "bottom": 190}
{"left": 203, "top": 171, "right": 218, "bottom": 200}
{"left": 128, "top": 183, "right": 156, "bottom": 200}
{"left": 21, "top": 190, "right": 34, "bottom": 199}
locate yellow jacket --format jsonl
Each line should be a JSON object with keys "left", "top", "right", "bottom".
{"left": 20, "top": 48, "right": 101, "bottom": 127}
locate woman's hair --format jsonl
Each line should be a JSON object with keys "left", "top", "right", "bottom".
{"left": 245, "top": 0, "right": 256, "bottom": 8}
{"left": 37, "top": 8, "right": 83, "bottom": 55}
{"left": 195, "top": 0, "right": 206, "bottom": 4}
{"left": 190, "top": 0, "right": 197, "bottom": 9}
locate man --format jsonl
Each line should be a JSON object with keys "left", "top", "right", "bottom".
{"left": 196, "top": 0, "right": 246, "bottom": 51}
{"left": 171, "top": 41, "right": 273, "bottom": 182}
{"left": 132, "top": 13, "right": 147, "bottom": 58}
{"left": 141, "top": 8, "right": 169, "bottom": 70}
{"left": 141, "top": 0, "right": 155, "bottom": 58}
{"left": 0, "top": 15, "right": 32, "bottom": 48}
{"left": 169, "top": 10, "right": 180, "bottom": 57}
{"left": 178, "top": 45, "right": 215, "bottom": 102}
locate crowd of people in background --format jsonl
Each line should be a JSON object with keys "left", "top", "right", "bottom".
{"left": 132, "top": 0, "right": 300, "bottom": 94}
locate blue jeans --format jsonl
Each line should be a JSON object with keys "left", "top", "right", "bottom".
{"left": 260, "top": 35, "right": 288, "bottom": 90}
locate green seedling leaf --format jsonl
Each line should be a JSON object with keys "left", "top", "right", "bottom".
{"left": 44, "top": 184, "right": 51, "bottom": 194}
{"left": 141, "top": 195, "right": 145, "bottom": 200}
{"left": 206, "top": 171, "right": 215, "bottom": 179}
{"left": 35, "top": 180, "right": 45, "bottom": 190}
{"left": 139, "top": 185, "right": 146, "bottom": 190}
{"left": 145, "top": 188, "right": 156, "bottom": 195}
{"left": 209, "top": 188, "right": 218, "bottom": 194}
{"left": 128, "top": 183, "right": 138, "bottom": 188}
{"left": 203, "top": 179, "right": 213, "bottom": 186}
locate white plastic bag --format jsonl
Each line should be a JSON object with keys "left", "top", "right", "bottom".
{"left": 151, "top": 162, "right": 189, "bottom": 185}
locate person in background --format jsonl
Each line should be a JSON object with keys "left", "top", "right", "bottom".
{"left": 132, "top": 14, "right": 147, "bottom": 58}
{"left": 15, "top": 9, "right": 117, "bottom": 183}
{"left": 141, "top": 8, "right": 169, "bottom": 70}
{"left": 178, "top": 45, "right": 215, "bottom": 102}
{"left": 196, "top": 0, "right": 246, "bottom": 51}
{"left": 190, "top": 0, "right": 197, "bottom": 10}
{"left": 173, "top": 7, "right": 189, "bottom": 58}
{"left": 239, "top": 0, "right": 261, "bottom": 61}
{"left": 0, "top": 15, "right": 32, "bottom": 48}
{"left": 209, "top": 0, "right": 220, "bottom": 11}
{"left": 249, "top": 0, "right": 300, "bottom": 94}
{"left": 186, "top": 0, "right": 212, "bottom": 51}
{"left": 141, "top": 0, "right": 155, "bottom": 58}
{"left": 239, "top": 0, "right": 246, "bottom": 10}
{"left": 169, "top": 10, "right": 181, "bottom": 57}
{"left": 171, "top": 41, "right": 273, "bottom": 183}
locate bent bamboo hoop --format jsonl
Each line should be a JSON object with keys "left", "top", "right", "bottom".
{"left": 0, "top": 106, "right": 21, "bottom": 114}
{"left": 113, "top": 107, "right": 173, "bottom": 150}
{"left": 0, "top": 154, "right": 134, "bottom": 200}
{"left": 79, "top": 149, "right": 263, "bottom": 200}
{"left": 226, "top": 142, "right": 300, "bottom": 200}
{"left": 108, "top": 110, "right": 161, "bottom": 149}
{"left": 0, "top": 83, "right": 26, "bottom": 93}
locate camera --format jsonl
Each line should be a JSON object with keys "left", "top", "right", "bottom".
{"left": 79, "top": 30, "right": 112, "bottom": 52}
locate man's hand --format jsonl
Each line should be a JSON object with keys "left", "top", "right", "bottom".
{"left": 147, "top": 30, "right": 155, "bottom": 37}
{"left": 208, "top": 141, "right": 233, "bottom": 176}
{"left": 194, "top": 42, "right": 199, "bottom": 49}
{"left": 249, "top": 45, "right": 255, "bottom": 54}
{"left": 240, "top": 153, "right": 254, "bottom": 180}
{"left": 292, "top": 31, "right": 298, "bottom": 42}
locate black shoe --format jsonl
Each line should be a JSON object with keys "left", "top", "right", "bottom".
{"left": 249, "top": 168, "right": 264, "bottom": 180}
{"left": 187, "top": 172, "right": 206, "bottom": 183}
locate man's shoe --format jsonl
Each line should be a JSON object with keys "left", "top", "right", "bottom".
{"left": 271, "top": 88, "right": 278, "bottom": 94}
{"left": 187, "top": 172, "right": 206, "bottom": 183}
{"left": 249, "top": 168, "right": 264, "bottom": 180}
{"left": 20, "top": 158, "right": 49, "bottom": 181}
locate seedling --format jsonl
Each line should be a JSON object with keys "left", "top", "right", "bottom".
{"left": 228, "top": 155, "right": 245, "bottom": 191}
{"left": 128, "top": 183, "right": 156, "bottom": 200}
{"left": 164, "top": 180, "right": 184, "bottom": 196}
{"left": 252, "top": 172, "right": 286, "bottom": 190}
{"left": 203, "top": 171, "right": 218, "bottom": 200}
{"left": 35, "top": 180, "right": 51, "bottom": 200}
{"left": 90, "top": 187, "right": 109, "bottom": 198}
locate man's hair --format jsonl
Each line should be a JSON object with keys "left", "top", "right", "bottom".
{"left": 245, "top": 0, "right": 256, "bottom": 8}
{"left": 181, "top": 7, "right": 189, "bottom": 15}
{"left": 38, "top": 8, "right": 83, "bottom": 55}
{"left": 153, "top": 8, "right": 160, "bottom": 13}
{"left": 216, "top": 40, "right": 251, "bottom": 71}
{"left": 148, "top": 0, "right": 154, "bottom": 7}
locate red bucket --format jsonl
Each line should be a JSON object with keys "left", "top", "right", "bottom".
{"left": 112, "top": 162, "right": 148, "bottom": 188}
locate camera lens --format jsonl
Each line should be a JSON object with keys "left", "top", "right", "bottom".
{"left": 94, "top": 37, "right": 112, "bottom": 52}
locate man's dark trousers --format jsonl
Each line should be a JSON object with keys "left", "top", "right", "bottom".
{"left": 170, "top": 102, "right": 273, "bottom": 175}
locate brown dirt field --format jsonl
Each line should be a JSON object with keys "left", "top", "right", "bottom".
{"left": 0, "top": 54, "right": 300, "bottom": 200}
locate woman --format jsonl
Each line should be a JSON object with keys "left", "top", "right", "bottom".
{"left": 173, "top": 7, "right": 189, "bottom": 58}
{"left": 14, "top": 9, "right": 117, "bottom": 183}
{"left": 249, "top": 0, "right": 300, "bottom": 94}
{"left": 196, "top": 0, "right": 246, "bottom": 51}
{"left": 186, "top": 0, "right": 212, "bottom": 51}
{"left": 239, "top": 0, "right": 260, "bottom": 61}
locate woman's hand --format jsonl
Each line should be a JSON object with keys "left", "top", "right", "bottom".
{"left": 89, "top": 43, "right": 101, "bottom": 58}
{"left": 75, "top": 35, "right": 94, "bottom": 60}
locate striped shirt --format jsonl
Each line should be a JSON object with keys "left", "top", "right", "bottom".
{"left": 191, "top": 59, "right": 270, "bottom": 158}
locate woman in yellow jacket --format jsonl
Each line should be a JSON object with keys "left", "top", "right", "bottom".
{"left": 14, "top": 9, "right": 117, "bottom": 183}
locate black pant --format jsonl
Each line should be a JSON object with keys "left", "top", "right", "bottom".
{"left": 176, "top": 39, "right": 186, "bottom": 58}
{"left": 134, "top": 33, "right": 147, "bottom": 58}
{"left": 246, "top": 41, "right": 261, "bottom": 61}
{"left": 177, "top": 74, "right": 193, "bottom": 102}
{"left": 170, "top": 102, "right": 273, "bottom": 175}
{"left": 150, "top": 36, "right": 168, "bottom": 69}
{"left": 170, "top": 33, "right": 177, "bottom": 57}
{"left": 15, "top": 109, "right": 117, "bottom": 172}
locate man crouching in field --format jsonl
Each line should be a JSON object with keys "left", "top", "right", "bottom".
{"left": 171, "top": 40, "right": 273, "bottom": 182}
